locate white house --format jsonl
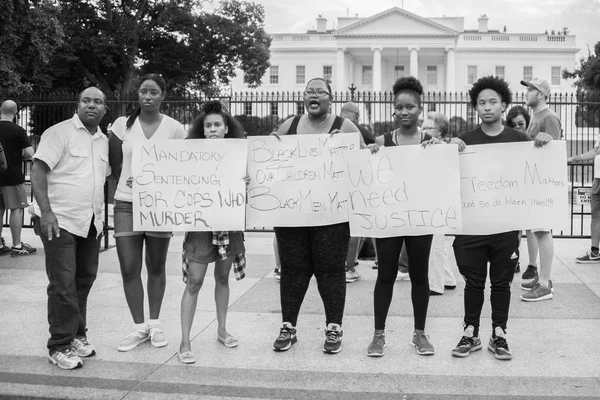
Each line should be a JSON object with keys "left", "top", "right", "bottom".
{"left": 231, "top": 7, "right": 579, "bottom": 95}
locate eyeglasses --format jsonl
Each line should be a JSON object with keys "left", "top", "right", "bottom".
{"left": 421, "top": 127, "right": 439, "bottom": 132}
{"left": 304, "top": 90, "right": 330, "bottom": 97}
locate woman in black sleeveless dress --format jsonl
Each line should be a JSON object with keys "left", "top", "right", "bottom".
{"left": 271, "top": 77, "right": 363, "bottom": 355}
{"left": 365, "top": 77, "right": 437, "bottom": 358}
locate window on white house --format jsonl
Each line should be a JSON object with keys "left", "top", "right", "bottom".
{"left": 270, "top": 102, "right": 278, "bottom": 116}
{"left": 243, "top": 102, "right": 252, "bottom": 116}
{"left": 296, "top": 65, "right": 306, "bottom": 84}
{"left": 269, "top": 66, "right": 279, "bottom": 84}
{"left": 323, "top": 65, "right": 333, "bottom": 82}
{"left": 427, "top": 65, "right": 437, "bottom": 85}
{"left": 551, "top": 66, "right": 561, "bottom": 85}
{"left": 523, "top": 66, "right": 533, "bottom": 82}
{"left": 467, "top": 66, "right": 477, "bottom": 84}
{"left": 296, "top": 102, "right": 304, "bottom": 115}
{"left": 362, "top": 66, "right": 373, "bottom": 85}
{"left": 495, "top": 66, "right": 505, "bottom": 80}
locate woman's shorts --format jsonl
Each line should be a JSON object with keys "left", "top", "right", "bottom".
{"left": 113, "top": 200, "right": 172, "bottom": 238}
{"left": 182, "top": 231, "right": 245, "bottom": 264}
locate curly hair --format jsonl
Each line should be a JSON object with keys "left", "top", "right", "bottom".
{"left": 188, "top": 100, "right": 246, "bottom": 139}
{"left": 506, "top": 105, "right": 530, "bottom": 129}
{"left": 392, "top": 76, "right": 424, "bottom": 105}
{"left": 468, "top": 76, "right": 512, "bottom": 108}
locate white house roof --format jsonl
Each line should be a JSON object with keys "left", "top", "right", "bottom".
{"left": 334, "top": 7, "right": 459, "bottom": 37}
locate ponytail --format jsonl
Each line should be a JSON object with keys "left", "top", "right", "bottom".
{"left": 125, "top": 106, "right": 141, "bottom": 131}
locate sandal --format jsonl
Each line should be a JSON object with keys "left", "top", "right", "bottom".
{"left": 217, "top": 335, "right": 239, "bottom": 348}
{"left": 177, "top": 351, "right": 196, "bottom": 364}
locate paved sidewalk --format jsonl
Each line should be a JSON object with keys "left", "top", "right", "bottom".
{"left": 1, "top": 230, "right": 599, "bottom": 399}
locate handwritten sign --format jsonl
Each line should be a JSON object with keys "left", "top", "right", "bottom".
{"left": 131, "top": 139, "right": 248, "bottom": 231}
{"left": 459, "top": 141, "right": 569, "bottom": 234}
{"left": 245, "top": 133, "right": 359, "bottom": 228}
{"left": 345, "top": 144, "right": 462, "bottom": 237}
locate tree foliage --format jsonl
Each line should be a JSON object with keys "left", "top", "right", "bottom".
{"left": 0, "top": 0, "right": 64, "bottom": 95}
{"left": 563, "top": 41, "right": 600, "bottom": 126}
{"left": 45, "top": 0, "right": 271, "bottom": 95}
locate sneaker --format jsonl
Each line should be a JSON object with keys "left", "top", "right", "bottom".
{"left": 452, "top": 325, "right": 482, "bottom": 358}
{"left": 576, "top": 250, "right": 600, "bottom": 264}
{"left": 521, "top": 264, "right": 538, "bottom": 280}
{"left": 274, "top": 268, "right": 281, "bottom": 281}
{"left": 521, "top": 282, "right": 554, "bottom": 302}
{"left": 0, "top": 238, "right": 10, "bottom": 256}
{"left": 273, "top": 322, "right": 297, "bottom": 351}
{"left": 412, "top": 332, "right": 434, "bottom": 355}
{"left": 345, "top": 268, "right": 360, "bottom": 283}
{"left": 397, "top": 271, "right": 410, "bottom": 281}
{"left": 148, "top": 326, "right": 168, "bottom": 347}
{"left": 488, "top": 327, "right": 512, "bottom": 360}
{"left": 10, "top": 242, "right": 37, "bottom": 257}
{"left": 514, "top": 262, "right": 521, "bottom": 273}
{"left": 366, "top": 331, "right": 386, "bottom": 357}
{"left": 118, "top": 330, "right": 149, "bottom": 352}
{"left": 71, "top": 336, "right": 96, "bottom": 357}
{"left": 323, "top": 323, "right": 343, "bottom": 354}
{"left": 521, "top": 277, "right": 554, "bottom": 292}
{"left": 48, "top": 347, "right": 83, "bottom": 370}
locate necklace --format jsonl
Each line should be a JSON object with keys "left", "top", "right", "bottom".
{"left": 305, "top": 114, "right": 331, "bottom": 134}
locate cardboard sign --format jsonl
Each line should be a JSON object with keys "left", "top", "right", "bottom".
{"left": 131, "top": 139, "right": 248, "bottom": 231}
{"left": 246, "top": 133, "right": 360, "bottom": 228}
{"left": 459, "top": 141, "right": 569, "bottom": 234}
{"left": 345, "top": 144, "right": 463, "bottom": 237}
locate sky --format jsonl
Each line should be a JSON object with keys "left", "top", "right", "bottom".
{"left": 229, "top": 0, "right": 600, "bottom": 63}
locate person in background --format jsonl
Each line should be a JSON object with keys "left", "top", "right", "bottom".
{"left": 450, "top": 76, "right": 552, "bottom": 361}
{"left": 420, "top": 111, "right": 457, "bottom": 295}
{"left": 271, "top": 77, "right": 361, "bottom": 354}
{"left": 0, "top": 143, "right": 6, "bottom": 171}
{"left": 505, "top": 105, "right": 531, "bottom": 274}
{"left": 569, "top": 138, "right": 600, "bottom": 264}
{"left": 519, "top": 77, "right": 561, "bottom": 302}
{"left": 109, "top": 73, "right": 187, "bottom": 352}
{"left": 178, "top": 100, "right": 248, "bottom": 364}
{"left": 340, "top": 101, "right": 374, "bottom": 283}
{"left": 0, "top": 100, "right": 36, "bottom": 256}
{"left": 365, "top": 77, "right": 437, "bottom": 358}
{"left": 31, "top": 87, "right": 110, "bottom": 369}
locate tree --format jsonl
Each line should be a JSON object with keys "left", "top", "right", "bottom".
{"left": 45, "top": 0, "right": 271, "bottom": 95}
{"left": 0, "top": 0, "right": 64, "bottom": 95}
{"left": 563, "top": 41, "right": 600, "bottom": 126}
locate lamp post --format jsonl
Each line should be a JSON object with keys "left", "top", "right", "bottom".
{"left": 348, "top": 83, "right": 357, "bottom": 100}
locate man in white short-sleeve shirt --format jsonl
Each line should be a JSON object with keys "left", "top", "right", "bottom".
{"left": 31, "top": 87, "right": 110, "bottom": 370}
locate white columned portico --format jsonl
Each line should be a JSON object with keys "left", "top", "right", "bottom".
{"left": 409, "top": 47, "right": 419, "bottom": 78}
{"left": 336, "top": 48, "right": 346, "bottom": 91}
{"left": 372, "top": 47, "right": 382, "bottom": 92}
{"left": 445, "top": 47, "right": 456, "bottom": 93}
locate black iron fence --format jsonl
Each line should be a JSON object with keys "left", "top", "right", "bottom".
{"left": 2, "top": 91, "right": 600, "bottom": 245}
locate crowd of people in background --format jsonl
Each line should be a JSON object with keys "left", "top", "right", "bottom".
{"left": 0, "top": 70, "right": 576, "bottom": 370}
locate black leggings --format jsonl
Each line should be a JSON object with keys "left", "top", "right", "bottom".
{"left": 274, "top": 223, "right": 350, "bottom": 327}
{"left": 374, "top": 235, "right": 433, "bottom": 331}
